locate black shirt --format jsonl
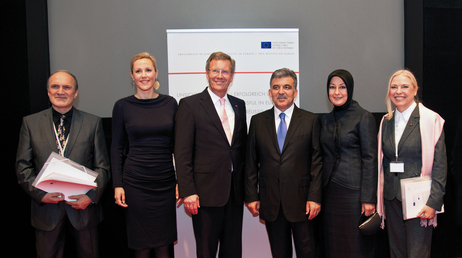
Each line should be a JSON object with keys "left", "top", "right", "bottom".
{"left": 52, "top": 107, "right": 73, "bottom": 140}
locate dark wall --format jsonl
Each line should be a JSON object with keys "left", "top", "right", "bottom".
{"left": 422, "top": 1, "right": 462, "bottom": 257}
{"left": 404, "top": 1, "right": 462, "bottom": 257}
{"left": 3, "top": 0, "right": 35, "bottom": 257}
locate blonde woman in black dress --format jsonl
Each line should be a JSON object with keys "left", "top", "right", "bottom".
{"left": 112, "top": 52, "right": 178, "bottom": 258}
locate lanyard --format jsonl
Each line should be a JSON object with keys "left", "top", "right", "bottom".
{"left": 391, "top": 116, "right": 405, "bottom": 173}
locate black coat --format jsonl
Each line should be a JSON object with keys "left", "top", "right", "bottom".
{"left": 175, "top": 88, "right": 247, "bottom": 207}
{"left": 320, "top": 101, "right": 378, "bottom": 204}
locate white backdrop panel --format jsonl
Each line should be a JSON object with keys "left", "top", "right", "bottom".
{"left": 167, "top": 28, "right": 300, "bottom": 126}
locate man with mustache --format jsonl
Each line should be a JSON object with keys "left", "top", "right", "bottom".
{"left": 245, "top": 68, "right": 322, "bottom": 258}
{"left": 15, "top": 70, "right": 109, "bottom": 257}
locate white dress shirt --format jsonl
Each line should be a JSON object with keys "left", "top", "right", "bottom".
{"left": 394, "top": 101, "right": 417, "bottom": 147}
{"left": 273, "top": 104, "right": 295, "bottom": 133}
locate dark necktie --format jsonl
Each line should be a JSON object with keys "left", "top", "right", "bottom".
{"left": 277, "top": 113, "right": 287, "bottom": 152}
{"left": 56, "top": 114, "right": 66, "bottom": 155}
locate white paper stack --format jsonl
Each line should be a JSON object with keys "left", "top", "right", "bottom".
{"left": 400, "top": 176, "right": 444, "bottom": 220}
{"left": 32, "top": 152, "right": 98, "bottom": 201}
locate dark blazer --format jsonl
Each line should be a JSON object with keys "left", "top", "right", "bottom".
{"left": 245, "top": 105, "right": 323, "bottom": 222}
{"left": 381, "top": 105, "right": 446, "bottom": 210}
{"left": 175, "top": 88, "right": 247, "bottom": 207}
{"left": 16, "top": 107, "right": 110, "bottom": 231}
{"left": 320, "top": 101, "right": 377, "bottom": 204}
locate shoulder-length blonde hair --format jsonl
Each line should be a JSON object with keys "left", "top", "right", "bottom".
{"left": 130, "top": 52, "right": 159, "bottom": 90}
{"left": 385, "top": 69, "right": 419, "bottom": 120}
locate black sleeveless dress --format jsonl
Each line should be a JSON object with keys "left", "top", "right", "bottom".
{"left": 111, "top": 94, "right": 178, "bottom": 250}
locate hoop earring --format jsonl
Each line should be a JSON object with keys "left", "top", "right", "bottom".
{"left": 154, "top": 78, "right": 160, "bottom": 90}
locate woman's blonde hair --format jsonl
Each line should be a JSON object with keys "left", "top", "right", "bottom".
{"left": 385, "top": 69, "right": 419, "bottom": 120}
{"left": 130, "top": 52, "right": 159, "bottom": 90}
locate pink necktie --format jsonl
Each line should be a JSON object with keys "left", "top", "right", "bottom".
{"left": 219, "top": 98, "right": 232, "bottom": 144}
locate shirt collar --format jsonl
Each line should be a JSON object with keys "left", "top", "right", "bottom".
{"left": 207, "top": 87, "right": 229, "bottom": 104}
{"left": 395, "top": 101, "right": 416, "bottom": 122}
{"left": 274, "top": 103, "right": 295, "bottom": 120}
{"left": 52, "top": 107, "right": 74, "bottom": 125}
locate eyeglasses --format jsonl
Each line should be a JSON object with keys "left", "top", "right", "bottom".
{"left": 209, "top": 69, "right": 231, "bottom": 76}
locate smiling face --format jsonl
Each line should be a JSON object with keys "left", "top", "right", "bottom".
{"left": 328, "top": 76, "right": 348, "bottom": 107}
{"left": 130, "top": 58, "right": 158, "bottom": 95}
{"left": 47, "top": 71, "right": 78, "bottom": 114}
{"left": 389, "top": 74, "right": 418, "bottom": 112}
{"left": 269, "top": 76, "right": 298, "bottom": 112}
{"left": 206, "top": 59, "right": 234, "bottom": 98}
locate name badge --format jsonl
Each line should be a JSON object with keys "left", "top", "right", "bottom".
{"left": 390, "top": 161, "right": 404, "bottom": 173}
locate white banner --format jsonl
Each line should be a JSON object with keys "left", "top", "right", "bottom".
{"left": 167, "top": 28, "right": 300, "bottom": 125}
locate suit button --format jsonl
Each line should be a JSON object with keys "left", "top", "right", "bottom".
{"left": 277, "top": 179, "right": 280, "bottom": 183}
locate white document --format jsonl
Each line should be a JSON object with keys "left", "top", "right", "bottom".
{"left": 400, "top": 176, "right": 444, "bottom": 220}
{"left": 32, "top": 152, "right": 98, "bottom": 201}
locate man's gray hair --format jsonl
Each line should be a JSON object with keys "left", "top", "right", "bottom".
{"left": 270, "top": 68, "right": 297, "bottom": 89}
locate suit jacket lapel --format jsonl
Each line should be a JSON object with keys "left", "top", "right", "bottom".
{"left": 199, "top": 89, "right": 230, "bottom": 145}
{"left": 228, "top": 95, "right": 240, "bottom": 146}
{"left": 264, "top": 107, "right": 280, "bottom": 153}
{"left": 398, "top": 106, "right": 420, "bottom": 151}
{"left": 65, "top": 108, "right": 83, "bottom": 157}
{"left": 385, "top": 114, "right": 396, "bottom": 155}
{"left": 42, "top": 108, "right": 60, "bottom": 153}
{"left": 283, "top": 105, "right": 302, "bottom": 152}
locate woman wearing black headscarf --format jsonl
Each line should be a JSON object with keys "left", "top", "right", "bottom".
{"left": 320, "top": 69, "right": 378, "bottom": 257}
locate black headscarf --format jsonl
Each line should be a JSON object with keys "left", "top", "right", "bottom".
{"left": 326, "top": 69, "right": 354, "bottom": 111}
{"left": 326, "top": 69, "right": 355, "bottom": 174}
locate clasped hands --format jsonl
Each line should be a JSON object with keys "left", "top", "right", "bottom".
{"left": 41, "top": 192, "right": 93, "bottom": 210}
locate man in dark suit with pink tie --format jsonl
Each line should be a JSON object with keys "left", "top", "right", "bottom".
{"left": 175, "top": 52, "right": 247, "bottom": 258}
{"left": 245, "top": 68, "right": 322, "bottom": 258}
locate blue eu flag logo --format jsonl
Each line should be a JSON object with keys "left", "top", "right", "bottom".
{"left": 261, "top": 42, "right": 272, "bottom": 49}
